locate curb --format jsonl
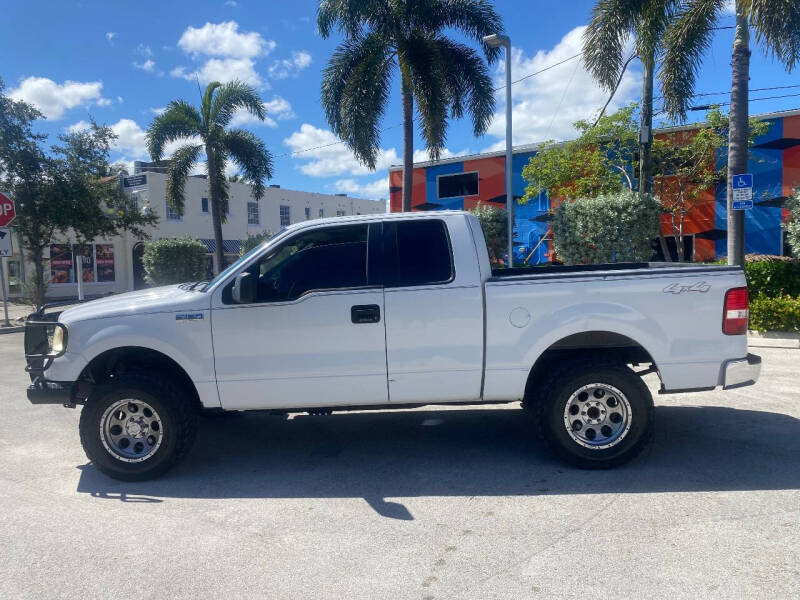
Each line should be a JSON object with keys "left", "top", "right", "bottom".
{"left": 748, "top": 330, "right": 800, "bottom": 349}
{"left": 0, "top": 326, "right": 24, "bottom": 334}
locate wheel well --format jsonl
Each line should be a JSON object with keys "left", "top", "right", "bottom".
{"left": 524, "top": 331, "right": 656, "bottom": 402}
{"left": 78, "top": 346, "right": 201, "bottom": 408}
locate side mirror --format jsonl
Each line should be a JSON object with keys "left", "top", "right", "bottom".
{"left": 231, "top": 272, "right": 255, "bottom": 304}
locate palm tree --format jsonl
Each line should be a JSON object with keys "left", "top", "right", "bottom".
{"left": 318, "top": 0, "right": 503, "bottom": 211}
{"left": 146, "top": 80, "right": 274, "bottom": 274}
{"left": 660, "top": 0, "right": 800, "bottom": 266}
{"left": 583, "top": 0, "right": 676, "bottom": 196}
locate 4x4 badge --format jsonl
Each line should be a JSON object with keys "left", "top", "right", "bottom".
{"left": 663, "top": 281, "right": 711, "bottom": 294}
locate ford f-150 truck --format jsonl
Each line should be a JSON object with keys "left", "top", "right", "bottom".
{"left": 24, "top": 211, "right": 761, "bottom": 480}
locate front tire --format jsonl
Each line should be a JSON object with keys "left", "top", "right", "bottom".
{"left": 534, "top": 360, "right": 654, "bottom": 469}
{"left": 79, "top": 371, "right": 198, "bottom": 481}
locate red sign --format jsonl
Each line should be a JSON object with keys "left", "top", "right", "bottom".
{"left": 0, "top": 192, "right": 15, "bottom": 227}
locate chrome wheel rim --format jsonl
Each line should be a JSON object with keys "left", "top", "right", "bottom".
{"left": 563, "top": 383, "right": 632, "bottom": 450}
{"left": 100, "top": 399, "right": 164, "bottom": 463}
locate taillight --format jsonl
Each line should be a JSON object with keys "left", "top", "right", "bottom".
{"left": 723, "top": 287, "right": 749, "bottom": 335}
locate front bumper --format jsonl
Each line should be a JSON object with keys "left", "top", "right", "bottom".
{"left": 722, "top": 353, "right": 762, "bottom": 390}
{"left": 27, "top": 377, "right": 76, "bottom": 405}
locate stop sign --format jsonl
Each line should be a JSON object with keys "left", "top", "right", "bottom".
{"left": 0, "top": 192, "right": 15, "bottom": 227}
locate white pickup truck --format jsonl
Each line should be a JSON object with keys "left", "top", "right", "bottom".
{"left": 25, "top": 211, "right": 760, "bottom": 480}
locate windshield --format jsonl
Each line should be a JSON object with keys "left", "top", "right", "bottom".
{"left": 200, "top": 230, "right": 284, "bottom": 292}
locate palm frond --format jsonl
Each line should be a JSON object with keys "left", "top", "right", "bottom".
{"left": 209, "top": 80, "right": 265, "bottom": 129}
{"left": 434, "top": 37, "right": 495, "bottom": 136}
{"left": 428, "top": 0, "right": 505, "bottom": 63}
{"left": 318, "top": 0, "right": 385, "bottom": 38}
{"left": 660, "top": 0, "right": 723, "bottom": 122}
{"left": 164, "top": 143, "right": 203, "bottom": 215}
{"left": 145, "top": 100, "right": 203, "bottom": 160}
{"left": 223, "top": 128, "right": 274, "bottom": 200}
{"left": 583, "top": 0, "right": 643, "bottom": 90}
{"left": 750, "top": 0, "right": 800, "bottom": 71}
{"left": 400, "top": 35, "right": 449, "bottom": 159}
{"left": 201, "top": 82, "right": 223, "bottom": 125}
{"left": 321, "top": 32, "right": 393, "bottom": 169}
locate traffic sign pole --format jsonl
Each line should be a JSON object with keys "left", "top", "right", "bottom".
{"left": 0, "top": 192, "right": 17, "bottom": 327}
{"left": 0, "top": 258, "right": 9, "bottom": 327}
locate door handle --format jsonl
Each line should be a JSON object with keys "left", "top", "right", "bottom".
{"left": 351, "top": 304, "right": 380, "bottom": 324}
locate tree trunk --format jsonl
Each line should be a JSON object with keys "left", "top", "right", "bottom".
{"left": 727, "top": 4, "right": 750, "bottom": 266}
{"left": 401, "top": 76, "right": 414, "bottom": 212}
{"left": 31, "top": 247, "right": 45, "bottom": 309}
{"left": 207, "top": 145, "right": 225, "bottom": 275}
{"left": 641, "top": 51, "right": 671, "bottom": 262}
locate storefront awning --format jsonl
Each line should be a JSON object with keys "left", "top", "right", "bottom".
{"left": 198, "top": 239, "right": 243, "bottom": 254}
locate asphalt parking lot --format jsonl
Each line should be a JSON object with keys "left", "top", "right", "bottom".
{"left": 1, "top": 332, "right": 798, "bottom": 599}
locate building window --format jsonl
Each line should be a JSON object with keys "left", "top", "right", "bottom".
{"left": 49, "top": 243, "right": 115, "bottom": 284}
{"left": 305, "top": 207, "right": 311, "bottom": 220}
{"left": 318, "top": 208, "right": 324, "bottom": 218}
{"left": 201, "top": 197, "right": 209, "bottom": 213}
{"left": 166, "top": 201, "right": 181, "bottom": 221}
{"left": 437, "top": 172, "right": 479, "bottom": 199}
{"left": 280, "top": 205, "right": 291, "bottom": 226}
{"left": 247, "top": 201, "right": 260, "bottom": 225}
{"left": 336, "top": 209, "right": 346, "bottom": 216}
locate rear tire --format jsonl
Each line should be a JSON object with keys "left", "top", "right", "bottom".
{"left": 533, "top": 359, "right": 653, "bottom": 469}
{"left": 79, "top": 371, "right": 198, "bottom": 481}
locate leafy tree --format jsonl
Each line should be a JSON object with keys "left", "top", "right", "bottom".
{"left": 0, "top": 79, "right": 157, "bottom": 307}
{"left": 146, "top": 80, "right": 274, "bottom": 274}
{"left": 142, "top": 237, "right": 207, "bottom": 286}
{"left": 551, "top": 191, "right": 661, "bottom": 265}
{"left": 652, "top": 107, "right": 768, "bottom": 261}
{"left": 522, "top": 105, "right": 639, "bottom": 201}
{"left": 239, "top": 230, "right": 274, "bottom": 256}
{"left": 787, "top": 189, "right": 800, "bottom": 259}
{"left": 583, "top": 0, "right": 677, "bottom": 195}
{"left": 469, "top": 202, "right": 507, "bottom": 264}
{"left": 318, "top": 0, "right": 503, "bottom": 211}
{"left": 660, "top": 0, "right": 800, "bottom": 265}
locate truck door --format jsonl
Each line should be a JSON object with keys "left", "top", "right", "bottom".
{"left": 210, "top": 222, "right": 388, "bottom": 410}
{"left": 382, "top": 218, "right": 484, "bottom": 403}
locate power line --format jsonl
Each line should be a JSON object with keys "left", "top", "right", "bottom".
{"left": 656, "top": 83, "right": 800, "bottom": 100}
{"left": 689, "top": 92, "right": 800, "bottom": 111}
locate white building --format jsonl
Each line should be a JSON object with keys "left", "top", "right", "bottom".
{"left": 3, "top": 168, "right": 385, "bottom": 299}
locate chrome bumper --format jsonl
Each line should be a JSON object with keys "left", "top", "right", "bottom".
{"left": 722, "top": 353, "right": 762, "bottom": 390}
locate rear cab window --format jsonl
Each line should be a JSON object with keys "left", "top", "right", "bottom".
{"left": 386, "top": 219, "right": 454, "bottom": 287}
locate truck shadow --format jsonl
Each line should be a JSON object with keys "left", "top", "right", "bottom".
{"left": 77, "top": 405, "right": 800, "bottom": 516}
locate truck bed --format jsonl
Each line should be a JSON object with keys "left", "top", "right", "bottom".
{"left": 490, "top": 262, "right": 741, "bottom": 281}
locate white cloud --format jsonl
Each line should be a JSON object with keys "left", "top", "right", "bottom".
{"left": 225, "top": 0, "right": 238, "bottom": 6}
{"left": 333, "top": 177, "right": 388, "bottom": 199}
{"left": 133, "top": 59, "right": 156, "bottom": 72}
{"left": 485, "top": 26, "right": 640, "bottom": 149}
{"left": 150, "top": 106, "right": 166, "bottom": 115}
{"left": 412, "top": 147, "right": 470, "bottom": 163}
{"left": 66, "top": 120, "right": 90, "bottom": 133}
{"left": 723, "top": 0, "right": 736, "bottom": 14}
{"left": 136, "top": 43, "right": 154, "bottom": 57}
{"left": 96, "top": 97, "right": 112, "bottom": 107}
{"left": 9, "top": 77, "right": 108, "bottom": 119}
{"left": 110, "top": 118, "right": 148, "bottom": 157}
{"left": 173, "top": 21, "right": 275, "bottom": 88}
{"left": 268, "top": 51, "right": 312, "bottom": 79}
{"left": 230, "top": 96, "right": 294, "bottom": 127}
{"left": 172, "top": 57, "right": 264, "bottom": 87}
{"left": 117, "top": 96, "right": 124, "bottom": 103}
{"left": 177, "top": 21, "right": 274, "bottom": 58}
{"left": 284, "top": 123, "right": 400, "bottom": 177}
{"left": 106, "top": 32, "right": 116, "bottom": 44}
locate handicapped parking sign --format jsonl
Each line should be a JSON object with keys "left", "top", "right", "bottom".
{"left": 731, "top": 173, "right": 753, "bottom": 210}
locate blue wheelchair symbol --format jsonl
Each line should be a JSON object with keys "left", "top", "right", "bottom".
{"left": 733, "top": 174, "right": 753, "bottom": 189}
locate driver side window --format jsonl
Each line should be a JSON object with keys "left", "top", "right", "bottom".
{"left": 244, "top": 224, "right": 369, "bottom": 303}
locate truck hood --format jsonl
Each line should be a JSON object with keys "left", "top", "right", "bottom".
{"left": 59, "top": 285, "right": 211, "bottom": 325}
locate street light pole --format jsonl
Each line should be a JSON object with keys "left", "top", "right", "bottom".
{"left": 483, "top": 34, "right": 513, "bottom": 267}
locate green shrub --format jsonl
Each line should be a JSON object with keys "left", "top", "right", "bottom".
{"left": 786, "top": 189, "right": 800, "bottom": 258}
{"left": 469, "top": 203, "right": 508, "bottom": 264}
{"left": 142, "top": 237, "right": 207, "bottom": 286}
{"left": 743, "top": 257, "right": 800, "bottom": 297}
{"left": 551, "top": 191, "right": 661, "bottom": 265}
{"left": 240, "top": 231, "right": 273, "bottom": 257}
{"left": 749, "top": 295, "right": 800, "bottom": 333}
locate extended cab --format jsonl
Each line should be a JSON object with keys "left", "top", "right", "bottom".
{"left": 24, "top": 212, "right": 761, "bottom": 480}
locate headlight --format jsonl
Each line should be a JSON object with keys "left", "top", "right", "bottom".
{"left": 51, "top": 325, "right": 66, "bottom": 354}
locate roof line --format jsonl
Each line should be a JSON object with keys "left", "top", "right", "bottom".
{"left": 389, "top": 106, "right": 800, "bottom": 171}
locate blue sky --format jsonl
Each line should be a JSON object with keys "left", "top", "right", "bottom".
{"left": 2, "top": 0, "right": 799, "bottom": 201}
